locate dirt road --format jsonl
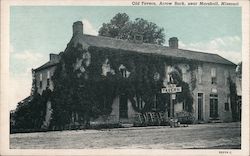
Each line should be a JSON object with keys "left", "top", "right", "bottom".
{"left": 10, "top": 122, "right": 241, "bottom": 149}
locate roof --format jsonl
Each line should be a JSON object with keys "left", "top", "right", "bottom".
{"left": 34, "top": 59, "right": 59, "bottom": 72}
{"left": 77, "top": 34, "right": 235, "bottom": 66}
{"left": 35, "top": 33, "right": 236, "bottom": 71}
{"left": 17, "top": 96, "right": 32, "bottom": 108}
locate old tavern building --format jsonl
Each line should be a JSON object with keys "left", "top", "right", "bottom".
{"left": 31, "top": 21, "right": 238, "bottom": 128}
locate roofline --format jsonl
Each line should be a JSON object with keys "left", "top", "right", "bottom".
{"left": 178, "top": 48, "right": 236, "bottom": 66}
{"left": 88, "top": 45, "right": 237, "bottom": 67}
{"left": 83, "top": 34, "right": 236, "bottom": 66}
{"left": 34, "top": 62, "right": 59, "bottom": 72}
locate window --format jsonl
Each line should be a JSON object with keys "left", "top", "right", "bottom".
{"left": 152, "top": 94, "right": 158, "bottom": 110}
{"left": 119, "top": 64, "right": 128, "bottom": 78}
{"left": 210, "top": 94, "right": 218, "bottom": 118}
{"left": 182, "top": 68, "right": 187, "bottom": 82}
{"left": 224, "top": 70, "right": 229, "bottom": 85}
{"left": 47, "top": 71, "right": 50, "bottom": 87}
{"left": 39, "top": 73, "right": 42, "bottom": 88}
{"left": 120, "top": 69, "right": 127, "bottom": 78}
{"left": 39, "top": 73, "right": 43, "bottom": 81}
{"left": 166, "top": 66, "right": 172, "bottom": 82}
{"left": 136, "top": 96, "right": 145, "bottom": 110}
{"left": 47, "top": 71, "right": 50, "bottom": 79}
{"left": 198, "top": 93, "right": 204, "bottom": 120}
{"left": 47, "top": 79, "right": 50, "bottom": 87}
{"left": 225, "top": 94, "right": 230, "bottom": 111}
{"left": 211, "top": 68, "right": 217, "bottom": 84}
{"left": 198, "top": 66, "right": 202, "bottom": 83}
{"left": 167, "top": 74, "right": 170, "bottom": 83}
{"left": 40, "top": 81, "right": 42, "bottom": 88}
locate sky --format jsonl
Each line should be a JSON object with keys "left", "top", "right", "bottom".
{"left": 9, "top": 6, "right": 242, "bottom": 111}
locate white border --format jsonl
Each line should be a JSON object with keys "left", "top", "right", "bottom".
{"left": 1, "top": 0, "right": 249, "bottom": 155}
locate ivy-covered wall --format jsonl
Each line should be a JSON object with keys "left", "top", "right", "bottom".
{"left": 48, "top": 42, "right": 195, "bottom": 128}
{"left": 12, "top": 41, "right": 239, "bottom": 131}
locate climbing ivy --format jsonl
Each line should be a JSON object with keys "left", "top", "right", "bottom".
{"left": 50, "top": 43, "right": 196, "bottom": 127}
{"left": 13, "top": 88, "right": 51, "bottom": 130}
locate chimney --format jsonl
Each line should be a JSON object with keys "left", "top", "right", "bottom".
{"left": 73, "top": 21, "right": 83, "bottom": 36}
{"left": 50, "top": 53, "right": 60, "bottom": 62}
{"left": 169, "top": 37, "right": 178, "bottom": 49}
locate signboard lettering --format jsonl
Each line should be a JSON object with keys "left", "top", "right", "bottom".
{"left": 161, "top": 87, "right": 182, "bottom": 93}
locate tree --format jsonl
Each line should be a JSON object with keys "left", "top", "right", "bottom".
{"left": 98, "top": 13, "right": 165, "bottom": 45}
{"left": 13, "top": 92, "right": 46, "bottom": 130}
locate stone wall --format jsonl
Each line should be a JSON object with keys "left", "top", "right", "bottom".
{"left": 193, "top": 62, "right": 235, "bottom": 122}
{"left": 162, "top": 62, "right": 235, "bottom": 123}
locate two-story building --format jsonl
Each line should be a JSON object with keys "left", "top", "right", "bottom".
{"left": 32, "top": 21, "right": 238, "bottom": 128}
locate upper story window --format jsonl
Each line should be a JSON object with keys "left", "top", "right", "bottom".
{"left": 120, "top": 69, "right": 127, "bottom": 78}
{"left": 39, "top": 73, "right": 42, "bottom": 81}
{"left": 119, "top": 64, "right": 130, "bottom": 78}
{"left": 224, "top": 70, "right": 229, "bottom": 85}
{"left": 211, "top": 68, "right": 217, "bottom": 84}
{"left": 47, "top": 71, "right": 50, "bottom": 87}
{"left": 182, "top": 68, "right": 187, "bottom": 82}
{"left": 166, "top": 66, "right": 172, "bottom": 82}
{"left": 198, "top": 66, "right": 202, "bottom": 84}
{"left": 39, "top": 73, "right": 42, "bottom": 88}
{"left": 47, "top": 71, "right": 50, "bottom": 79}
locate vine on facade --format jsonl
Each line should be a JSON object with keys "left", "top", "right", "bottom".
{"left": 48, "top": 43, "right": 196, "bottom": 127}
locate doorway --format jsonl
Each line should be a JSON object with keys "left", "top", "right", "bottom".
{"left": 119, "top": 94, "right": 128, "bottom": 118}
{"left": 209, "top": 94, "right": 218, "bottom": 119}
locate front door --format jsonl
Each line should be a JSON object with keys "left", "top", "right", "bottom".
{"left": 198, "top": 93, "right": 204, "bottom": 120}
{"left": 210, "top": 94, "right": 218, "bottom": 119}
{"left": 119, "top": 94, "right": 128, "bottom": 118}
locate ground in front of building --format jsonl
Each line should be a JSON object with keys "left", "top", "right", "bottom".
{"left": 10, "top": 122, "right": 241, "bottom": 149}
